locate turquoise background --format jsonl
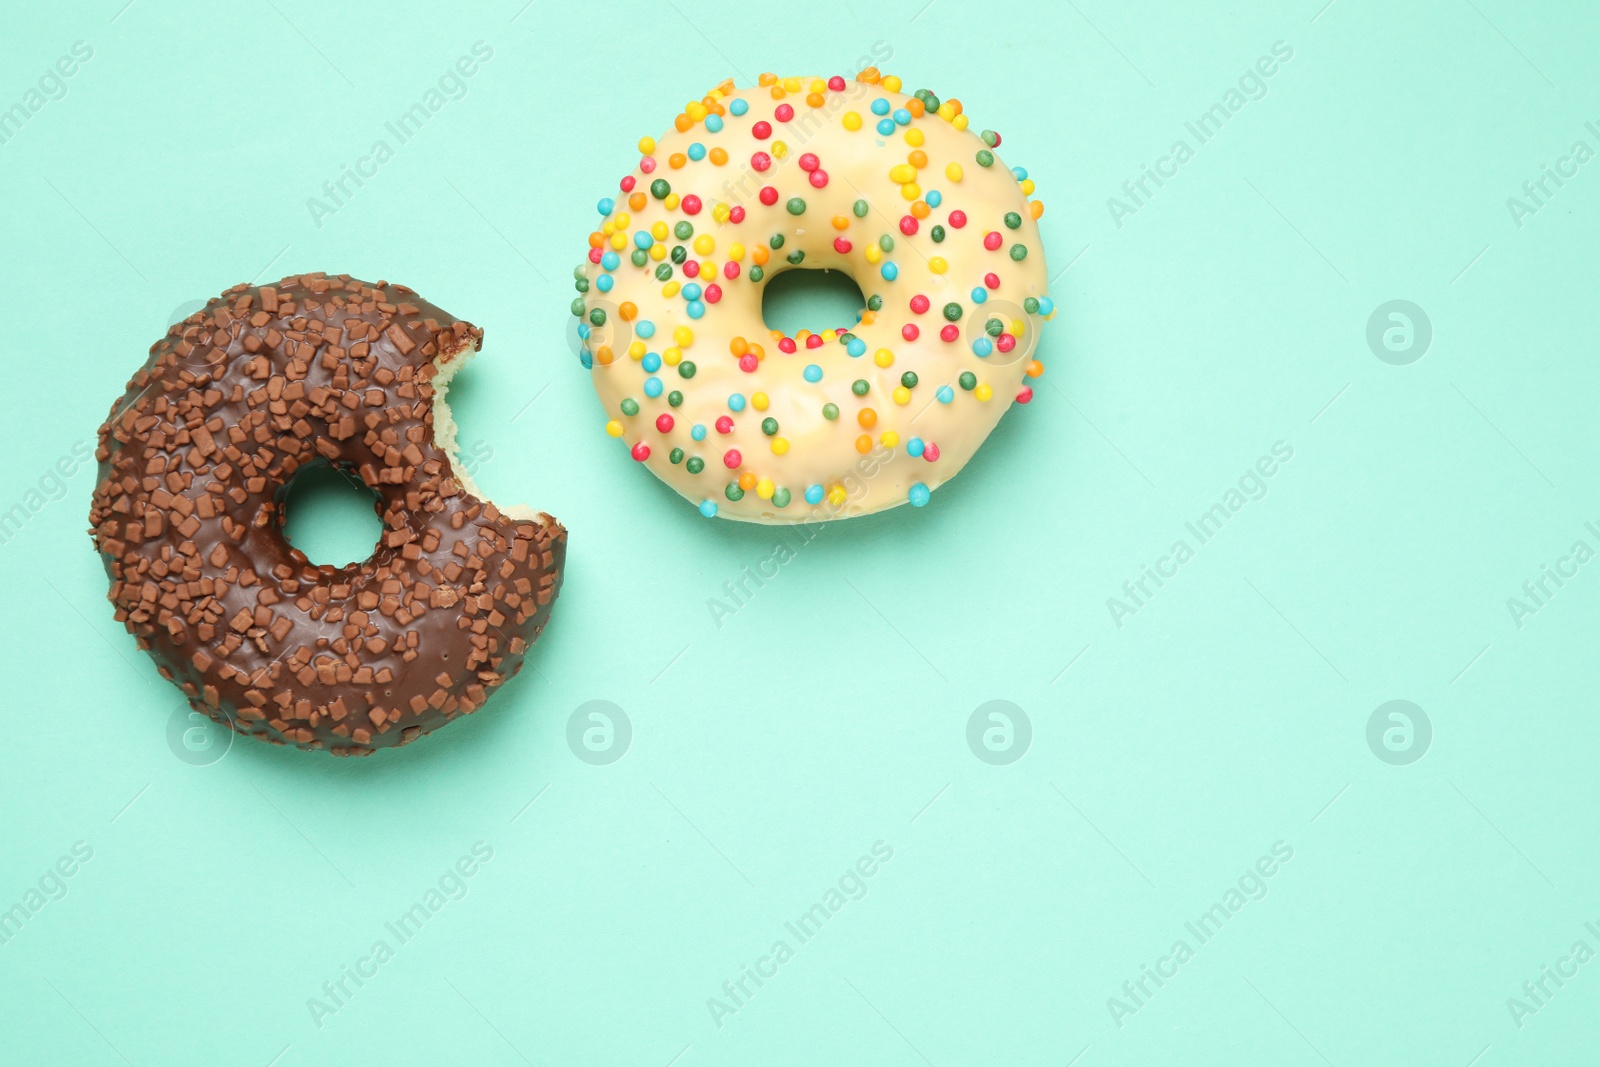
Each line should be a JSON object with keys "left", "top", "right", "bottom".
{"left": 3, "top": 0, "right": 1598, "bottom": 1063}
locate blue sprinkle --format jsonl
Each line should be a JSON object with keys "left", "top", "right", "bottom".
{"left": 730, "top": 98, "right": 749, "bottom": 116}
{"left": 728, "top": 393, "right": 747, "bottom": 412}
{"left": 683, "top": 283, "right": 703, "bottom": 301}
{"left": 688, "top": 142, "right": 707, "bottom": 161}
{"left": 803, "top": 364, "right": 822, "bottom": 383}
{"left": 1012, "top": 166, "right": 1028, "bottom": 181}
{"left": 687, "top": 300, "right": 706, "bottom": 319}
{"left": 847, "top": 338, "right": 867, "bottom": 358}
{"left": 577, "top": 323, "right": 591, "bottom": 341}
{"left": 926, "top": 190, "right": 942, "bottom": 208}
{"left": 644, "top": 377, "right": 663, "bottom": 397}
{"left": 907, "top": 437, "right": 925, "bottom": 458}
{"left": 596, "top": 274, "right": 614, "bottom": 293}
{"left": 876, "top": 118, "right": 896, "bottom": 136}
{"left": 972, "top": 337, "right": 993, "bottom": 357}
{"left": 642, "top": 352, "right": 661, "bottom": 373}
{"left": 600, "top": 251, "right": 620, "bottom": 271}
{"left": 597, "top": 197, "right": 615, "bottom": 216}
{"left": 1038, "top": 297, "right": 1055, "bottom": 316}
{"left": 579, "top": 351, "right": 593, "bottom": 369}
{"left": 871, "top": 98, "right": 891, "bottom": 116}
{"left": 908, "top": 483, "right": 931, "bottom": 507}
{"left": 633, "top": 231, "right": 653, "bottom": 249}
{"left": 970, "top": 287, "right": 987, "bottom": 304}
{"left": 805, "top": 485, "right": 824, "bottom": 505}
{"left": 893, "top": 108, "right": 912, "bottom": 126}
{"left": 706, "top": 114, "right": 724, "bottom": 133}
{"left": 699, "top": 499, "right": 718, "bottom": 518}
{"left": 937, "top": 385, "right": 955, "bottom": 404}
{"left": 636, "top": 320, "right": 656, "bottom": 339}
{"left": 880, "top": 262, "right": 899, "bottom": 282}
{"left": 691, "top": 424, "right": 708, "bottom": 441}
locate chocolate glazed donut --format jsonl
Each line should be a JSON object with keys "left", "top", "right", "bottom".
{"left": 89, "top": 273, "right": 565, "bottom": 755}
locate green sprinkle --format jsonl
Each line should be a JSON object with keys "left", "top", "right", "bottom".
{"left": 671, "top": 245, "right": 688, "bottom": 264}
{"left": 630, "top": 248, "right": 649, "bottom": 268}
{"left": 770, "top": 233, "right": 786, "bottom": 249}
{"left": 772, "top": 487, "right": 791, "bottom": 508}
{"left": 570, "top": 297, "right": 585, "bottom": 316}
{"left": 749, "top": 265, "right": 765, "bottom": 282}
{"left": 786, "top": 250, "right": 806, "bottom": 265}
{"left": 851, "top": 378, "right": 870, "bottom": 396}
{"left": 725, "top": 482, "right": 745, "bottom": 501}
{"left": 674, "top": 221, "right": 694, "bottom": 240}
{"left": 900, "top": 371, "right": 918, "bottom": 388}
{"left": 588, "top": 308, "right": 607, "bottom": 327}
{"left": 981, "top": 129, "right": 999, "bottom": 148}
{"left": 959, "top": 371, "right": 977, "bottom": 390}
{"left": 1004, "top": 212, "right": 1022, "bottom": 230}
{"left": 679, "top": 361, "right": 697, "bottom": 379}
{"left": 761, "top": 417, "right": 779, "bottom": 436}
{"left": 878, "top": 234, "right": 894, "bottom": 252}
{"left": 822, "top": 402, "right": 839, "bottom": 420}
{"left": 650, "top": 178, "right": 670, "bottom": 199}
{"left": 669, "top": 447, "right": 685, "bottom": 464}
{"left": 668, "top": 390, "right": 684, "bottom": 407}
{"left": 1009, "top": 244, "right": 1028, "bottom": 261}
{"left": 574, "top": 277, "right": 590, "bottom": 293}
{"left": 976, "top": 149, "right": 994, "bottom": 167}
{"left": 572, "top": 265, "right": 587, "bottom": 280}
{"left": 930, "top": 225, "right": 946, "bottom": 243}
{"left": 686, "top": 456, "right": 705, "bottom": 474}
{"left": 786, "top": 197, "right": 807, "bottom": 215}
{"left": 852, "top": 199, "right": 869, "bottom": 218}
{"left": 866, "top": 294, "right": 883, "bottom": 312}
{"left": 943, "top": 302, "right": 963, "bottom": 322}
{"left": 1023, "top": 297, "right": 1040, "bottom": 314}
{"left": 986, "top": 317, "right": 1005, "bottom": 337}
{"left": 619, "top": 398, "right": 639, "bottom": 416}
{"left": 655, "top": 263, "right": 674, "bottom": 281}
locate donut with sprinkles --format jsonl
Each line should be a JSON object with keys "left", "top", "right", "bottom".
{"left": 572, "top": 68, "right": 1054, "bottom": 522}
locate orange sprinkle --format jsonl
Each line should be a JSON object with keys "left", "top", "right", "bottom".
{"left": 751, "top": 246, "right": 770, "bottom": 266}
{"left": 858, "top": 67, "right": 880, "bottom": 84}
{"left": 1030, "top": 200, "right": 1046, "bottom": 219}
{"left": 749, "top": 343, "right": 765, "bottom": 360}
{"left": 855, "top": 434, "right": 873, "bottom": 453}
{"left": 673, "top": 114, "right": 693, "bottom": 132}
{"left": 857, "top": 408, "right": 877, "bottom": 429}
{"left": 1025, "top": 360, "right": 1044, "bottom": 378}
{"left": 907, "top": 98, "right": 925, "bottom": 118}
{"left": 669, "top": 153, "right": 687, "bottom": 169}
{"left": 588, "top": 232, "right": 604, "bottom": 249}
{"left": 910, "top": 201, "right": 931, "bottom": 219}
{"left": 908, "top": 149, "right": 928, "bottom": 169}
{"left": 806, "top": 92, "right": 825, "bottom": 107}
{"left": 758, "top": 72, "right": 777, "bottom": 86}
{"left": 628, "top": 191, "right": 646, "bottom": 211}
{"left": 619, "top": 302, "right": 638, "bottom": 321}
{"left": 831, "top": 214, "right": 850, "bottom": 230}
{"left": 739, "top": 472, "right": 757, "bottom": 491}
{"left": 710, "top": 147, "right": 729, "bottom": 165}
{"left": 730, "top": 336, "right": 749, "bottom": 356}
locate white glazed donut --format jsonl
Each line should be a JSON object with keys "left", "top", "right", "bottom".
{"left": 572, "top": 67, "right": 1055, "bottom": 523}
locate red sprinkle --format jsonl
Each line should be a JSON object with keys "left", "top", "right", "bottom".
{"left": 630, "top": 441, "right": 650, "bottom": 461}
{"left": 809, "top": 169, "right": 829, "bottom": 188}
{"left": 910, "top": 295, "right": 930, "bottom": 314}
{"left": 640, "top": 157, "right": 656, "bottom": 174}
{"left": 723, "top": 450, "right": 742, "bottom": 468}
{"left": 798, "top": 153, "right": 819, "bottom": 172}
{"left": 899, "top": 216, "right": 918, "bottom": 235}
{"left": 723, "top": 261, "right": 740, "bottom": 280}
{"left": 805, "top": 333, "right": 824, "bottom": 349}
{"left": 752, "top": 121, "right": 772, "bottom": 140}
{"left": 948, "top": 210, "right": 967, "bottom": 228}
{"left": 1017, "top": 387, "right": 1034, "bottom": 404}
{"left": 902, "top": 324, "right": 920, "bottom": 341}
{"left": 728, "top": 205, "right": 747, "bottom": 223}
{"left": 681, "top": 194, "right": 703, "bottom": 215}
{"left": 774, "top": 103, "right": 794, "bottom": 122}
{"left": 588, "top": 248, "right": 603, "bottom": 264}
{"left": 996, "top": 334, "right": 1016, "bottom": 353}
{"left": 739, "top": 353, "right": 759, "bottom": 372}
{"left": 923, "top": 443, "right": 941, "bottom": 462}
{"left": 620, "top": 175, "right": 636, "bottom": 192}
{"left": 759, "top": 186, "right": 779, "bottom": 206}
{"left": 777, "top": 337, "right": 798, "bottom": 354}
{"left": 834, "top": 237, "right": 853, "bottom": 254}
{"left": 985, "top": 273, "right": 1001, "bottom": 289}
{"left": 716, "top": 416, "right": 735, "bottom": 434}
{"left": 751, "top": 151, "right": 772, "bottom": 171}
{"left": 705, "top": 283, "right": 724, "bottom": 301}
{"left": 828, "top": 76, "right": 847, "bottom": 91}
{"left": 655, "top": 414, "right": 675, "bottom": 433}
{"left": 683, "top": 261, "right": 700, "bottom": 278}
{"left": 983, "top": 231, "right": 1003, "bottom": 251}
{"left": 940, "top": 324, "right": 960, "bottom": 342}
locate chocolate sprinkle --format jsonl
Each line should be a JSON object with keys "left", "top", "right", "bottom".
{"left": 88, "top": 273, "right": 566, "bottom": 755}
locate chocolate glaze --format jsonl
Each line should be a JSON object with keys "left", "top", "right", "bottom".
{"left": 89, "top": 273, "right": 565, "bottom": 755}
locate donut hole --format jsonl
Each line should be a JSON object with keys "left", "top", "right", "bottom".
{"left": 280, "top": 462, "right": 385, "bottom": 567}
{"left": 760, "top": 268, "right": 866, "bottom": 336}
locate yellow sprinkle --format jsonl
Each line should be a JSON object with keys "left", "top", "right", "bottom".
{"left": 693, "top": 234, "right": 715, "bottom": 255}
{"left": 651, "top": 221, "right": 668, "bottom": 241}
{"left": 974, "top": 383, "right": 993, "bottom": 401}
{"left": 936, "top": 103, "right": 955, "bottom": 121}
{"left": 905, "top": 128, "right": 924, "bottom": 147}
{"left": 864, "top": 245, "right": 883, "bottom": 265}
{"left": 821, "top": 329, "right": 838, "bottom": 342}
{"left": 772, "top": 140, "right": 789, "bottom": 159}
{"left": 673, "top": 326, "right": 694, "bottom": 346}
{"left": 664, "top": 192, "right": 681, "bottom": 209}
{"left": 699, "top": 259, "right": 716, "bottom": 278}
{"left": 600, "top": 220, "right": 617, "bottom": 236}
{"left": 827, "top": 485, "right": 847, "bottom": 506}
{"left": 843, "top": 111, "right": 863, "bottom": 131}
{"left": 729, "top": 242, "right": 746, "bottom": 262}
{"left": 952, "top": 114, "right": 969, "bottom": 131}
{"left": 929, "top": 256, "right": 948, "bottom": 274}
{"left": 893, "top": 386, "right": 911, "bottom": 405}
{"left": 771, "top": 437, "right": 790, "bottom": 455}
{"left": 663, "top": 347, "right": 683, "bottom": 366}
{"left": 782, "top": 76, "right": 801, "bottom": 92}
{"left": 628, "top": 340, "right": 646, "bottom": 359}
{"left": 637, "top": 137, "right": 656, "bottom": 155}
{"left": 808, "top": 78, "right": 827, "bottom": 93}
{"left": 662, "top": 282, "right": 682, "bottom": 297}
{"left": 686, "top": 102, "right": 708, "bottom": 121}
{"left": 609, "top": 232, "right": 628, "bottom": 251}
{"left": 880, "top": 431, "right": 899, "bottom": 447}
{"left": 752, "top": 391, "right": 769, "bottom": 411}
{"left": 945, "top": 162, "right": 964, "bottom": 182}
{"left": 605, "top": 420, "right": 624, "bottom": 437}
{"left": 889, "top": 164, "right": 917, "bottom": 184}
{"left": 648, "top": 243, "right": 666, "bottom": 261}
{"left": 756, "top": 478, "right": 775, "bottom": 500}
{"left": 874, "top": 348, "right": 894, "bottom": 368}
{"left": 901, "top": 183, "right": 921, "bottom": 201}
{"left": 881, "top": 75, "right": 902, "bottom": 92}
{"left": 1020, "top": 179, "right": 1035, "bottom": 195}
{"left": 712, "top": 203, "right": 731, "bottom": 223}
